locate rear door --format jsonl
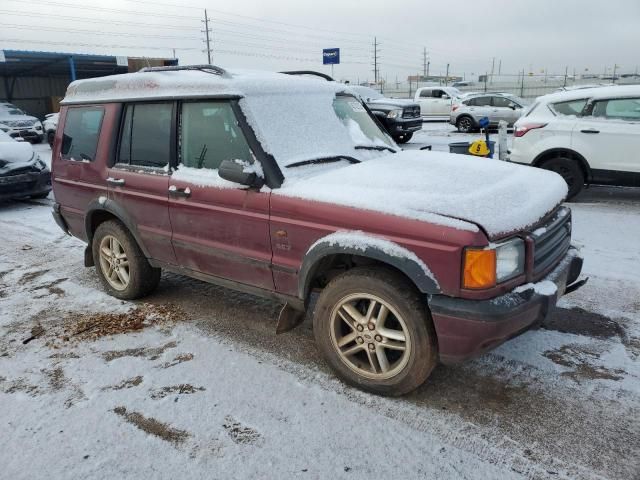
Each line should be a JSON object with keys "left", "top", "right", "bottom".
{"left": 491, "top": 96, "right": 518, "bottom": 125}
{"left": 467, "top": 96, "right": 493, "bottom": 122}
{"left": 573, "top": 97, "right": 640, "bottom": 182}
{"left": 107, "top": 101, "right": 176, "bottom": 264}
{"left": 168, "top": 100, "right": 273, "bottom": 290}
{"left": 432, "top": 89, "right": 452, "bottom": 115}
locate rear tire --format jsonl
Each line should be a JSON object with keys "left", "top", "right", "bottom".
{"left": 540, "top": 156, "right": 585, "bottom": 199}
{"left": 393, "top": 132, "right": 413, "bottom": 144}
{"left": 456, "top": 116, "right": 475, "bottom": 133}
{"left": 92, "top": 220, "right": 161, "bottom": 300}
{"left": 312, "top": 267, "right": 438, "bottom": 396}
{"left": 47, "top": 131, "right": 55, "bottom": 148}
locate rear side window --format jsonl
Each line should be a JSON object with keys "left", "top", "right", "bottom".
{"left": 492, "top": 96, "right": 514, "bottom": 108}
{"left": 118, "top": 102, "right": 173, "bottom": 168}
{"left": 419, "top": 89, "right": 431, "bottom": 98}
{"left": 551, "top": 99, "right": 587, "bottom": 116}
{"left": 61, "top": 106, "right": 104, "bottom": 161}
{"left": 466, "top": 96, "right": 491, "bottom": 107}
{"left": 592, "top": 98, "right": 640, "bottom": 120}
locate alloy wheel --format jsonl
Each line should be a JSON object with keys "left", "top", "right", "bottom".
{"left": 98, "top": 235, "right": 130, "bottom": 291}
{"left": 329, "top": 293, "right": 411, "bottom": 380}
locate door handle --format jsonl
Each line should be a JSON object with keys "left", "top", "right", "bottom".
{"left": 168, "top": 185, "right": 191, "bottom": 198}
{"left": 580, "top": 129, "right": 600, "bottom": 134}
{"left": 106, "top": 177, "right": 125, "bottom": 186}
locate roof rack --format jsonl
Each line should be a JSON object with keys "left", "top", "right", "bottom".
{"left": 139, "top": 64, "right": 229, "bottom": 77}
{"left": 280, "top": 70, "right": 334, "bottom": 82}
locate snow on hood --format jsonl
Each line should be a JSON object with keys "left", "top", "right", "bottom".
{"left": 369, "top": 98, "right": 418, "bottom": 107}
{"left": 276, "top": 150, "right": 568, "bottom": 237}
{"left": 0, "top": 139, "right": 35, "bottom": 163}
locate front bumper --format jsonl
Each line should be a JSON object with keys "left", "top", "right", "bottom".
{"left": 391, "top": 117, "right": 422, "bottom": 134}
{"left": 0, "top": 170, "right": 51, "bottom": 201}
{"left": 430, "top": 249, "right": 584, "bottom": 364}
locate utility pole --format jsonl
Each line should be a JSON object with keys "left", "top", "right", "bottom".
{"left": 445, "top": 63, "right": 450, "bottom": 85}
{"left": 372, "top": 37, "right": 380, "bottom": 86}
{"left": 498, "top": 59, "right": 502, "bottom": 76}
{"left": 202, "top": 9, "right": 212, "bottom": 64}
{"left": 563, "top": 66, "right": 568, "bottom": 87}
{"left": 490, "top": 57, "right": 495, "bottom": 84}
{"left": 613, "top": 64, "right": 618, "bottom": 82}
{"left": 426, "top": 61, "right": 430, "bottom": 79}
{"left": 422, "top": 47, "right": 428, "bottom": 79}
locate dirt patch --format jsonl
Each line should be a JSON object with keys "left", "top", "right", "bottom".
{"left": 43, "top": 366, "right": 67, "bottom": 391}
{"left": 113, "top": 406, "right": 190, "bottom": 446}
{"left": 33, "top": 278, "right": 68, "bottom": 297}
{"left": 543, "top": 344, "right": 626, "bottom": 382}
{"left": 102, "top": 341, "right": 178, "bottom": 362}
{"left": 542, "top": 307, "right": 625, "bottom": 340}
{"left": 103, "top": 376, "right": 144, "bottom": 391}
{"left": 1, "top": 377, "right": 43, "bottom": 396}
{"left": 150, "top": 384, "right": 205, "bottom": 400}
{"left": 157, "top": 353, "right": 194, "bottom": 369}
{"left": 18, "top": 269, "right": 50, "bottom": 285}
{"left": 45, "top": 304, "right": 184, "bottom": 347}
{"left": 222, "top": 415, "right": 262, "bottom": 445}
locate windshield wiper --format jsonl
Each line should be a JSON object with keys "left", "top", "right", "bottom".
{"left": 354, "top": 145, "right": 397, "bottom": 153}
{"left": 286, "top": 156, "right": 361, "bottom": 168}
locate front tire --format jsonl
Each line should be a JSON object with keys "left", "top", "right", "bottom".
{"left": 393, "top": 132, "right": 413, "bottom": 144}
{"left": 456, "top": 116, "right": 474, "bottom": 133}
{"left": 92, "top": 220, "right": 161, "bottom": 300}
{"left": 313, "top": 267, "right": 437, "bottom": 396}
{"left": 540, "top": 156, "right": 585, "bottom": 199}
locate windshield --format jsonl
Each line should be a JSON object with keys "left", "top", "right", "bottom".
{"left": 239, "top": 91, "right": 395, "bottom": 172}
{"left": 507, "top": 95, "right": 529, "bottom": 106}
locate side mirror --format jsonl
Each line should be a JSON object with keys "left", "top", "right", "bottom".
{"left": 509, "top": 104, "right": 517, "bottom": 110}
{"left": 218, "top": 159, "right": 264, "bottom": 188}
{"left": 442, "top": 95, "right": 450, "bottom": 100}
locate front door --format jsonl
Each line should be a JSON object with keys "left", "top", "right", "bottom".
{"left": 168, "top": 100, "right": 273, "bottom": 290}
{"left": 107, "top": 101, "right": 176, "bottom": 265}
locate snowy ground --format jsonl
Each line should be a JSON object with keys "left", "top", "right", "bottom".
{"left": 1, "top": 127, "right": 639, "bottom": 479}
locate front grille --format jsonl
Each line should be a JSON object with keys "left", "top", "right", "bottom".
{"left": 402, "top": 106, "right": 421, "bottom": 118}
{"left": 532, "top": 208, "right": 571, "bottom": 278}
{"left": 7, "top": 120, "right": 34, "bottom": 128}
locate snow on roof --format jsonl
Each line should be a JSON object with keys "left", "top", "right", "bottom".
{"left": 537, "top": 84, "right": 640, "bottom": 104}
{"left": 276, "top": 150, "right": 568, "bottom": 237}
{"left": 61, "top": 67, "right": 347, "bottom": 104}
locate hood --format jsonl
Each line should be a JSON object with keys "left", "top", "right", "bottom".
{"left": 369, "top": 98, "right": 419, "bottom": 108}
{"left": 277, "top": 150, "right": 568, "bottom": 238}
{"left": 0, "top": 114, "right": 39, "bottom": 124}
{"left": 0, "top": 141, "right": 36, "bottom": 164}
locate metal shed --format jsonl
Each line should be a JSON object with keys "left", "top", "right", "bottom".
{"left": 0, "top": 50, "right": 178, "bottom": 119}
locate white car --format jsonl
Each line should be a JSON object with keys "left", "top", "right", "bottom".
{"left": 43, "top": 112, "right": 59, "bottom": 147}
{"left": 509, "top": 85, "right": 640, "bottom": 198}
{"left": 413, "top": 86, "right": 464, "bottom": 117}
{"left": 0, "top": 106, "right": 44, "bottom": 144}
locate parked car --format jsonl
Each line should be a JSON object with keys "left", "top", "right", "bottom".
{"left": 51, "top": 66, "right": 584, "bottom": 395}
{"left": 43, "top": 112, "right": 59, "bottom": 147}
{"left": 0, "top": 106, "right": 44, "bottom": 144}
{"left": 0, "top": 130, "right": 51, "bottom": 201}
{"left": 450, "top": 93, "right": 529, "bottom": 132}
{"left": 414, "top": 86, "right": 464, "bottom": 117}
{"left": 509, "top": 85, "right": 640, "bottom": 198}
{"left": 348, "top": 85, "right": 422, "bottom": 143}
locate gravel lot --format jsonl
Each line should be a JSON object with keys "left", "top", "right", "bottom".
{"left": 1, "top": 127, "right": 639, "bottom": 479}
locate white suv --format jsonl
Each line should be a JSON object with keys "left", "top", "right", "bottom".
{"left": 509, "top": 85, "right": 640, "bottom": 198}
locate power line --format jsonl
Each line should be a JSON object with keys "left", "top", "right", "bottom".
{"left": 0, "top": 38, "right": 199, "bottom": 51}
{"left": 0, "top": 23, "right": 200, "bottom": 41}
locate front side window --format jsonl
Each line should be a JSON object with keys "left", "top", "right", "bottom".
{"left": 492, "top": 96, "right": 515, "bottom": 108}
{"left": 179, "top": 101, "right": 253, "bottom": 170}
{"left": 551, "top": 99, "right": 587, "bottom": 116}
{"left": 469, "top": 96, "right": 492, "bottom": 107}
{"left": 119, "top": 102, "right": 172, "bottom": 168}
{"left": 592, "top": 98, "right": 640, "bottom": 120}
{"left": 61, "top": 106, "right": 104, "bottom": 161}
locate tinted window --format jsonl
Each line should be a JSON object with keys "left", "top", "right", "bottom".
{"left": 492, "top": 96, "right": 515, "bottom": 108}
{"left": 467, "top": 96, "right": 491, "bottom": 107}
{"left": 61, "top": 106, "right": 104, "bottom": 161}
{"left": 552, "top": 99, "right": 587, "bottom": 116}
{"left": 419, "top": 89, "right": 431, "bottom": 98}
{"left": 592, "top": 98, "right": 640, "bottom": 120}
{"left": 119, "top": 103, "right": 172, "bottom": 168}
{"left": 180, "top": 102, "right": 252, "bottom": 170}
{"left": 432, "top": 90, "right": 446, "bottom": 98}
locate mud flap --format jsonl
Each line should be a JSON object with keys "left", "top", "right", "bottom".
{"left": 564, "top": 277, "right": 588, "bottom": 295}
{"left": 84, "top": 245, "right": 95, "bottom": 267}
{"left": 276, "top": 303, "right": 305, "bottom": 334}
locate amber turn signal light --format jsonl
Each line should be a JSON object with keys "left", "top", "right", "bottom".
{"left": 463, "top": 248, "right": 497, "bottom": 289}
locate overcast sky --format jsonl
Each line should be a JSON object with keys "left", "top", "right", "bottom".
{"left": 2, "top": 0, "right": 639, "bottom": 82}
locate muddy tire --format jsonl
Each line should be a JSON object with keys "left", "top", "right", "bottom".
{"left": 540, "top": 156, "right": 584, "bottom": 199}
{"left": 312, "top": 267, "right": 438, "bottom": 396}
{"left": 92, "top": 220, "right": 160, "bottom": 300}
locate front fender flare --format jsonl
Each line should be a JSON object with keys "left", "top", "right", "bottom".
{"left": 299, "top": 232, "right": 441, "bottom": 300}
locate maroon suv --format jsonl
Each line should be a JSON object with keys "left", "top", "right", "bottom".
{"left": 51, "top": 65, "right": 585, "bottom": 395}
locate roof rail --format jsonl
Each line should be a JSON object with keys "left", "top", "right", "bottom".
{"left": 280, "top": 70, "right": 334, "bottom": 82}
{"left": 139, "top": 64, "right": 229, "bottom": 77}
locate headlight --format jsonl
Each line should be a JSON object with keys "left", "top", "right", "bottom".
{"left": 35, "top": 122, "right": 43, "bottom": 131}
{"left": 463, "top": 238, "right": 525, "bottom": 289}
{"left": 387, "top": 109, "right": 402, "bottom": 119}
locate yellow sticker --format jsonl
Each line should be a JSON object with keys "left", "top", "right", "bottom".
{"left": 469, "top": 140, "right": 490, "bottom": 156}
